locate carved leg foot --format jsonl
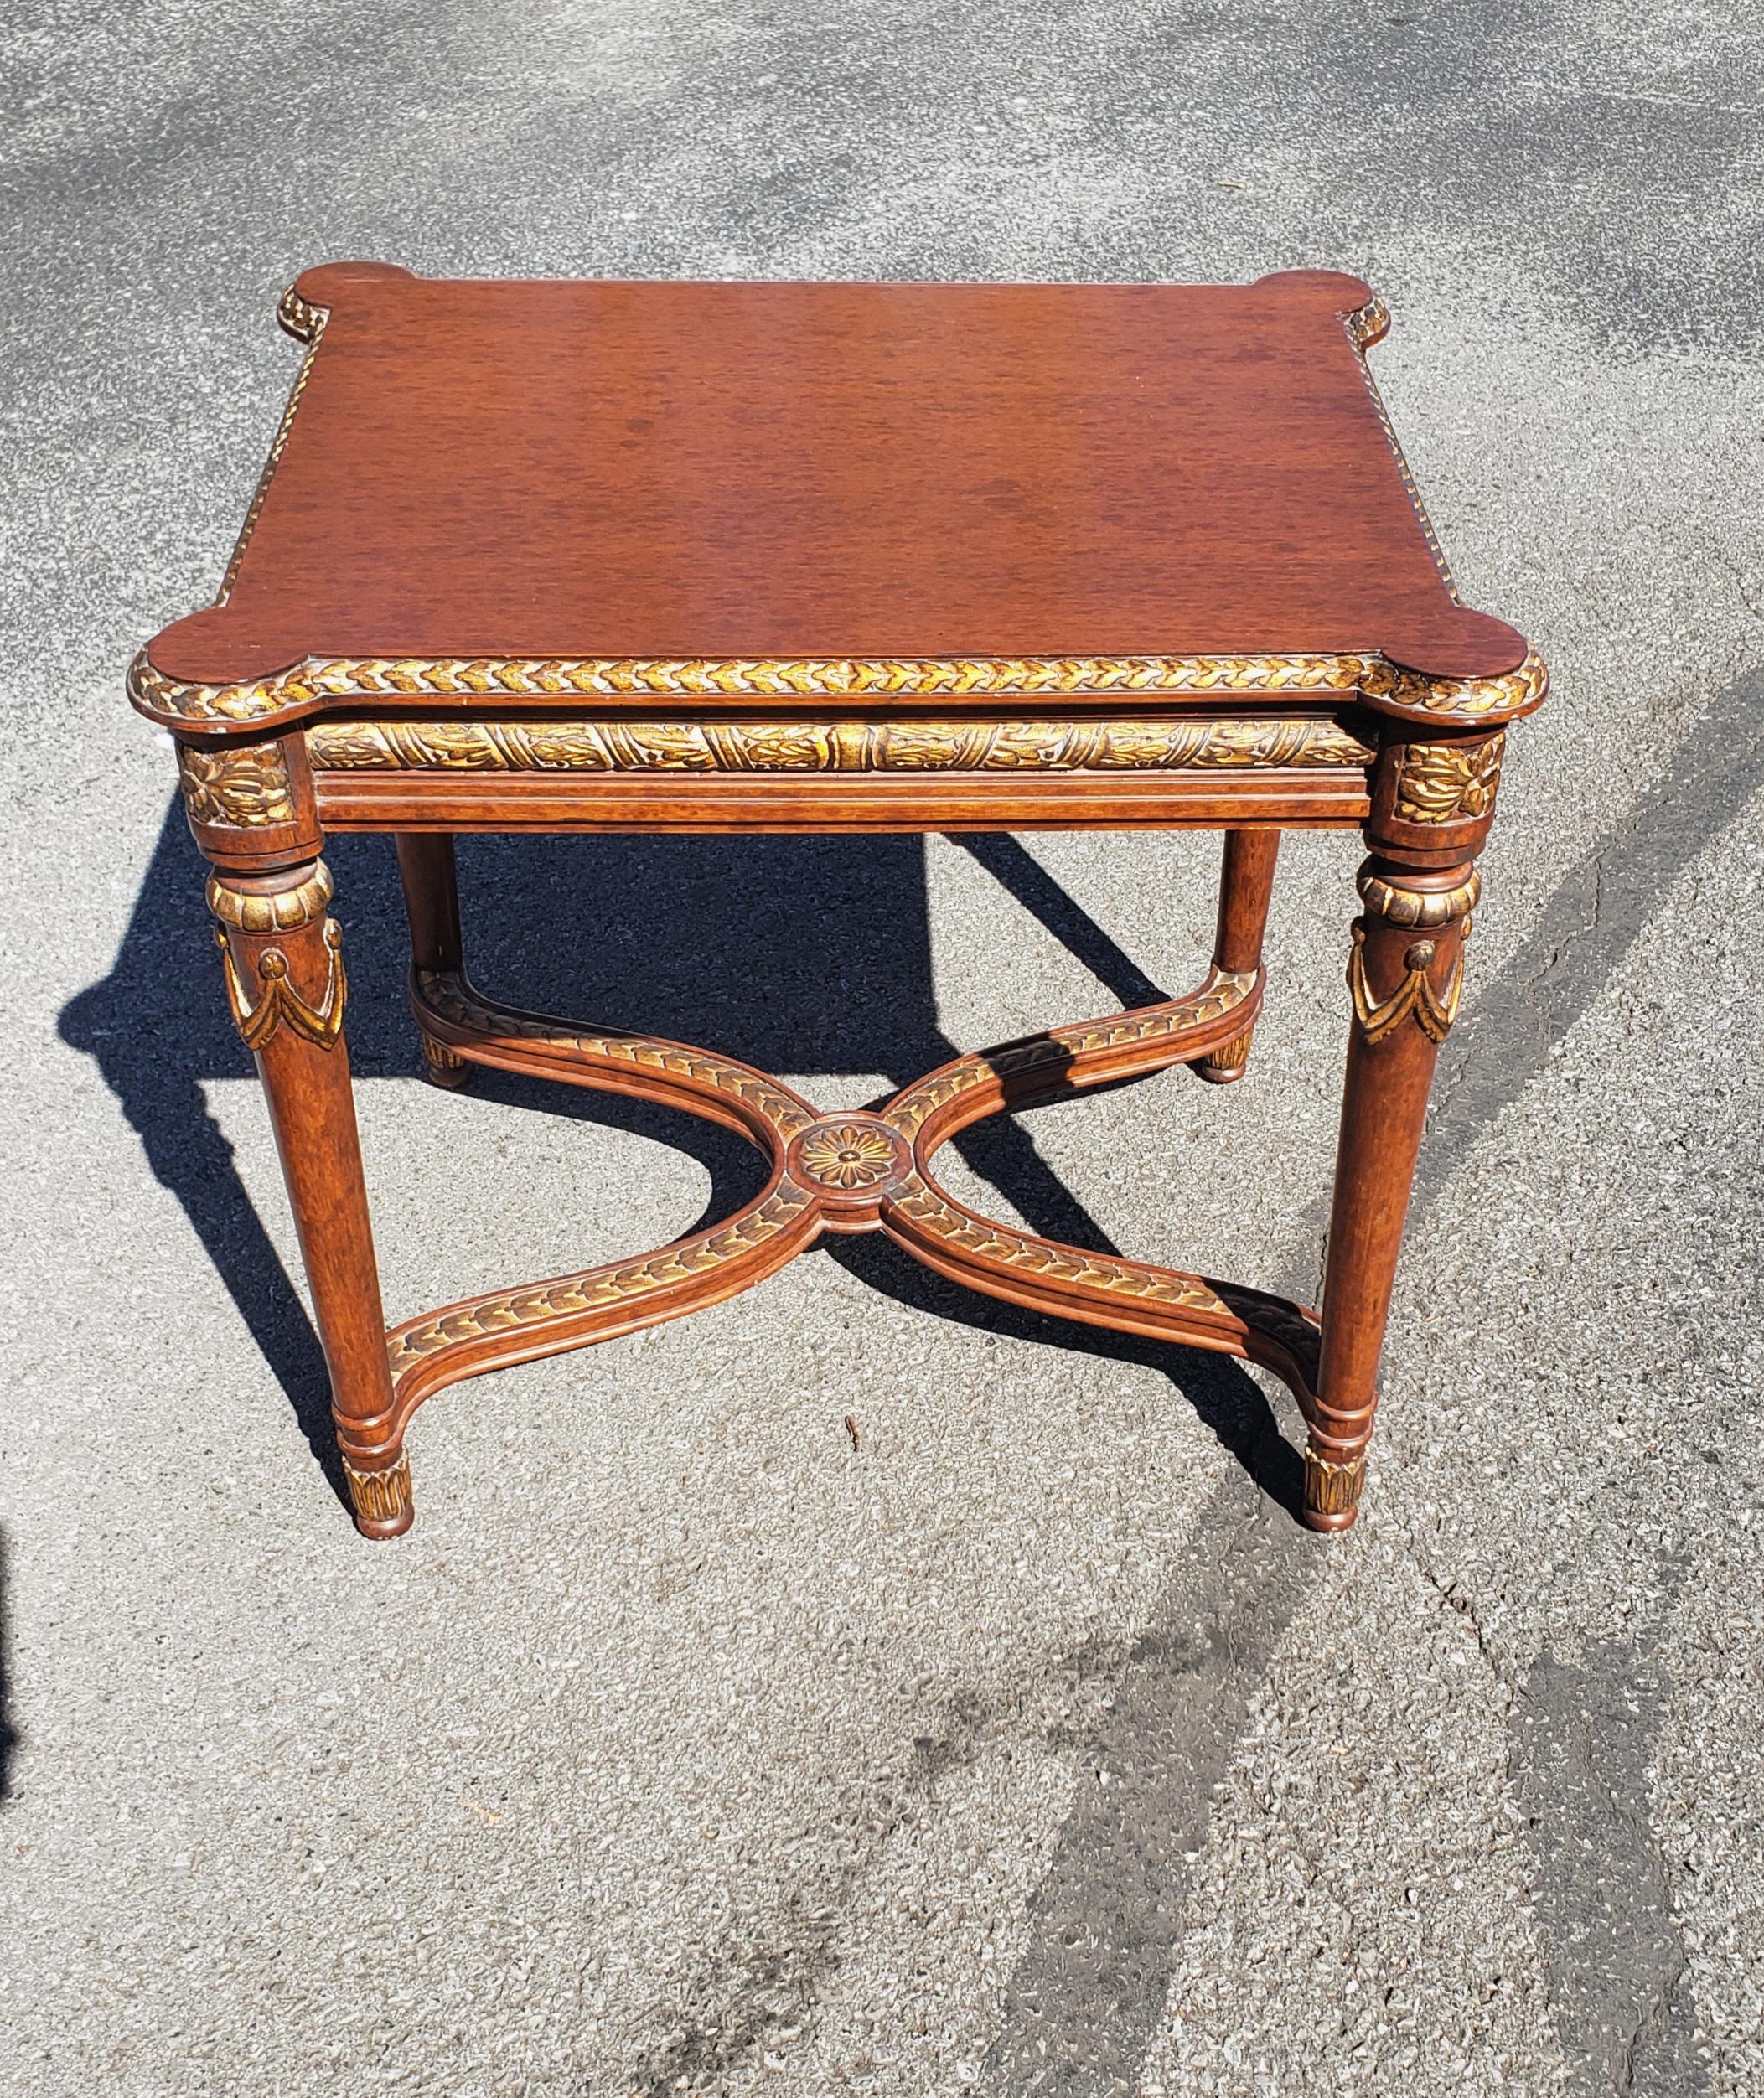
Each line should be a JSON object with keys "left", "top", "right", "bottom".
{"left": 1192, "top": 829, "right": 1279, "bottom": 1083}
{"left": 344, "top": 1450, "right": 415, "bottom": 1539}
{"left": 1192, "top": 1023, "right": 1254, "bottom": 1085}
{"left": 1302, "top": 1440, "right": 1367, "bottom": 1532}
{"left": 421, "top": 1034, "right": 472, "bottom": 1089}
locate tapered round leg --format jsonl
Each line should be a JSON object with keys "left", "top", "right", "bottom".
{"left": 1309, "top": 852, "right": 1477, "bottom": 1530}
{"left": 1194, "top": 828, "right": 1280, "bottom": 1083}
{"left": 209, "top": 858, "right": 411, "bottom": 1537}
{"left": 396, "top": 833, "right": 472, "bottom": 1089}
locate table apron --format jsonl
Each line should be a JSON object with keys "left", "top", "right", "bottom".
{"left": 309, "top": 767, "right": 1372, "bottom": 833}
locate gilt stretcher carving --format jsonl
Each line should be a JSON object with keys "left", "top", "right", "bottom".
{"left": 378, "top": 962, "right": 1322, "bottom": 1442}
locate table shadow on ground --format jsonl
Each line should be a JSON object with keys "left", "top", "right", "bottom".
{"left": 60, "top": 806, "right": 1305, "bottom": 1527}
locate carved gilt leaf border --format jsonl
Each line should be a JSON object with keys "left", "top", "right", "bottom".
{"left": 135, "top": 645, "right": 1549, "bottom": 732}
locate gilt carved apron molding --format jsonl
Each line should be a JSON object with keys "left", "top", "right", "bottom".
{"left": 303, "top": 715, "right": 1376, "bottom": 774}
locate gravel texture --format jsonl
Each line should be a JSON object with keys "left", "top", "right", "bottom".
{"left": 3, "top": 3, "right": 1761, "bottom": 2093}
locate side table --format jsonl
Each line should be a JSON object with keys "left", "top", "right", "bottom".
{"left": 129, "top": 265, "right": 1545, "bottom": 1538}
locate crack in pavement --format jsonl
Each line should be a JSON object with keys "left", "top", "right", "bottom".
{"left": 1402, "top": 1537, "right": 1518, "bottom": 1702}
{"left": 1401, "top": 673, "right": 1764, "bottom": 2092}
{"left": 1417, "top": 666, "right": 1764, "bottom": 1217}
{"left": 1513, "top": 1648, "right": 1705, "bottom": 2096}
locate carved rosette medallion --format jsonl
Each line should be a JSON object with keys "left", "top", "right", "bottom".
{"left": 797, "top": 1124, "right": 901, "bottom": 1190}
{"left": 788, "top": 1117, "right": 911, "bottom": 1210}
{"left": 1394, "top": 735, "right": 1505, "bottom": 824}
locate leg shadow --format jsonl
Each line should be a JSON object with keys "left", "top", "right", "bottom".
{"left": 60, "top": 804, "right": 344, "bottom": 1496}
{"left": 65, "top": 817, "right": 1285, "bottom": 1511}
{"left": 953, "top": 833, "right": 1167, "bottom": 1007}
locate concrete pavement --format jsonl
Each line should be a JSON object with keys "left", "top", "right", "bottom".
{"left": 3, "top": 3, "right": 1761, "bottom": 2090}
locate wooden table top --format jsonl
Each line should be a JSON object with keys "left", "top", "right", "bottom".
{"left": 136, "top": 265, "right": 1537, "bottom": 731}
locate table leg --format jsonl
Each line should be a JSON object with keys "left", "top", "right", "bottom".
{"left": 1194, "top": 828, "right": 1280, "bottom": 1083}
{"left": 208, "top": 856, "right": 410, "bottom": 1537}
{"left": 396, "top": 834, "right": 470, "bottom": 1088}
{"left": 1309, "top": 846, "right": 1479, "bottom": 1530}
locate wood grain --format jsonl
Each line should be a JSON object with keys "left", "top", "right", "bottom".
{"left": 143, "top": 266, "right": 1527, "bottom": 692}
